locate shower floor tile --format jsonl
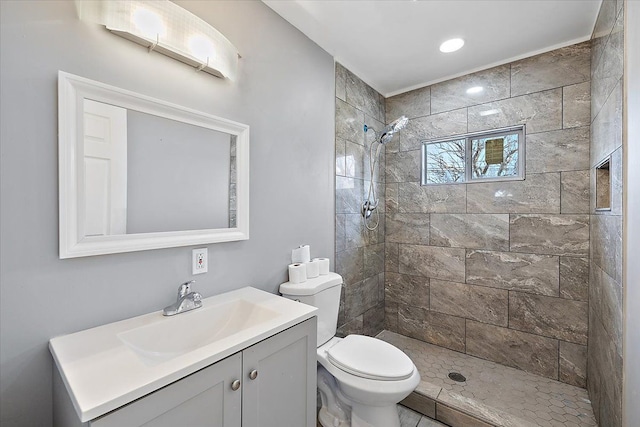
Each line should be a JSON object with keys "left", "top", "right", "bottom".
{"left": 378, "top": 331, "right": 597, "bottom": 427}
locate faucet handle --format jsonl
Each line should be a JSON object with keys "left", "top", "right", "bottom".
{"left": 178, "top": 280, "right": 195, "bottom": 298}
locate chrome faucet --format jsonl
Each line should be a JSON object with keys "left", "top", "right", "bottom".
{"left": 163, "top": 281, "right": 203, "bottom": 316}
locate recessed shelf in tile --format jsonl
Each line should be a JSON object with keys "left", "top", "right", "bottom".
{"left": 595, "top": 157, "right": 611, "bottom": 211}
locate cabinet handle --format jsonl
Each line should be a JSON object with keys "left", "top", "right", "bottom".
{"left": 231, "top": 379, "right": 241, "bottom": 391}
{"left": 249, "top": 370, "right": 258, "bottom": 380}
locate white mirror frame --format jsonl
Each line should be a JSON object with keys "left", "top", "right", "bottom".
{"left": 59, "top": 71, "right": 249, "bottom": 258}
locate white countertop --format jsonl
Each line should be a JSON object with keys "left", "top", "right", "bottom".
{"left": 49, "top": 287, "right": 317, "bottom": 422}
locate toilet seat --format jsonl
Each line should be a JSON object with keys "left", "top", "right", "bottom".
{"left": 326, "top": 335, "right": 414, "bottom": 381}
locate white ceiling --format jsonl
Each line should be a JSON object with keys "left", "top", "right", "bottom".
{"left": 263, "top": 0, "right": 602, "bottom": 97}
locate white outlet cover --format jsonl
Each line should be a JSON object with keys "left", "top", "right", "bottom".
{"left": 192, "top": 248, "right": 208, "bottom": 275}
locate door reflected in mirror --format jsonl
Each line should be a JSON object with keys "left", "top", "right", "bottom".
{"left": 82, "top": 100, "right": 237, "bottom": 236}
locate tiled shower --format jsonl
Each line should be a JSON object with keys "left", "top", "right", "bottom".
{"left": 334, "top": 0, "right": 624, "bottom": 425}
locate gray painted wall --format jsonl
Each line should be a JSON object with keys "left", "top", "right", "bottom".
{"left": 623, "top": 1, "right": 640, "bottom": 425}
{"left": 0, "top": 1, "right": 334, "bottom": 426}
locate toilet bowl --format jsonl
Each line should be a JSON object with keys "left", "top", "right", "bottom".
{"left": 279, "top": 273, "right": 420, "bottom": 427}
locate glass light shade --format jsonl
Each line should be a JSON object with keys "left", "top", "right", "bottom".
{"left": 77, "top": 0, "right": 238, "bottom": 80}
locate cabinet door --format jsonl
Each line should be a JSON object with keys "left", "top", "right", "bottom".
{"left": 91, "top": 353, "right": 242, "bottom": 427}
{"left": 242, "top": 317, "right": 317, "bottom": 427}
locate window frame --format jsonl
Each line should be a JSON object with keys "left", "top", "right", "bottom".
{"left": 421, "top": 125, "right": 526, "bottom": 186}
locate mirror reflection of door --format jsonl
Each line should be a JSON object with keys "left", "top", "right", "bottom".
{"left": 83, "top": 99, "right": 128, "bottom": 236}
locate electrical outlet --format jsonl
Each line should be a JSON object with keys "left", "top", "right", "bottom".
{"left": 192, "top": 248, "right": 208, "bottom": 275}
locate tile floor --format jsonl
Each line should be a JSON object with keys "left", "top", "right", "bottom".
{"left": 399, "top": 404, "right": 447, "bottom": 427}
{"left": 380, "top": 331, "right": 597, "bottom": 427}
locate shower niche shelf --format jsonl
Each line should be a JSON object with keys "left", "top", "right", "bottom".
{"left": 596, "top": 157, "right": 611, "bottom": 211}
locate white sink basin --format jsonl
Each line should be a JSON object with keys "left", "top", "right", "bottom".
{"left": 118, "top": 299, "right": 279, "bottom": 363}
{"left": 49, "top": 287, "right": 317, "bottom": 422}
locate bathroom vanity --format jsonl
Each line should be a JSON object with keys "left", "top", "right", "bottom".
{"left": 50, "top": 287, "right": 317, "bottom": 427}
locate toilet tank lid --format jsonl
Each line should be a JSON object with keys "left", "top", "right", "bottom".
{"left": 279, "top": 272, "right": 343, "bottom": 296}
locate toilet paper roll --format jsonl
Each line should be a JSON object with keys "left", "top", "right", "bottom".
{"left": 288, "top": 263, "right": 307, "bottom": 284}
{"left": 305, "top": 259, "right": 320, "bottom": 279}
{"left": 292, "top": 245, "right": 311, "bottom": 263}
{"left": 313, "top": 258, "right": 330, "bottom": 275}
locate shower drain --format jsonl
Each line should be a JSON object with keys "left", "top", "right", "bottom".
{"left": 448, "top": 372, "right": 466, "bottom": 382}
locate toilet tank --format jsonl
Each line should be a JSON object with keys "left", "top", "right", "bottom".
{"left": 279, "top": 273, "right": 343, "bottom": 346}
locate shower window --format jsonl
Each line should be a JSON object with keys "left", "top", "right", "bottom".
{"left": 422, "top": 126, "right": 525, "bottom": 185}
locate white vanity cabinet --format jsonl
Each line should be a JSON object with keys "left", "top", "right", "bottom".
{"left": 54, "top": 318, "right": 317, "bottom": 427}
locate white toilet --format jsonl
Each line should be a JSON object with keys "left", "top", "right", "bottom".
{"left": 280, "top": 273, "right": 420, "bottom": 427}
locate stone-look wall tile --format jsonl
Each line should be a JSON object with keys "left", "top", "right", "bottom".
{"left": 591, "top": 214, "right": 622, "bottom": 282}
{"left": 466, "top": 173, "right": 560, "bottom": 214}
{"left": 466, "top": 320, "right": 559, "bottom": 379}
{"left": 345, "top": 214, "right": 364, "bottom": 249}
{"left": 364, "top": 213, "right": 385, "bottom": 246}
{"left": 385, "top": 301, "right": 398, "bottom": 332}
{"left": 385, "top": 183, "right": 398, "bottom": 213}
{"left": 385, "top": 243, "right": 399, "bottom": 273}
{"left": 377, "top": 272, "right": 385, "bottom": 301}
{"left": 336, "top": 137, "right": 347, "bottom": 176}
{"left": 386, "top": 213, "right": 430, "bottom": 245}
{"left": 511, "top": 42, "right": 590, "bottom": 96}
{"left": 590, "top": 264, "right": 623, "bottom": 355}
{"left": 336, "top": 214, "right": 346, "bottom": 253}
{"left": 563, "top": 82, "right": 591, "bottom": 128}
{"left": 345, "top": 68, "right": 383, "bottom": 123}
{"left": 386, "top": 86, "right": 430, "bottom": 121}
{"left": 560, "top": 257, "right": 589, "bottom": 301}
{"left": 363, "top": 302, "right": 385, "bottom": 337}
{"left": 526, "top": 127, "right": 590, "bottom": 173}
{"left": 344, "top": 276, "right": 380, "bottom": 319}
{"left": 335, "top": 62, "right": 347, "bottom": 102}
{"left": 386, "top": 149, "right": 421, "bottom": 183}
{"left": 336, "top": 246, "right": 363, "bottom": 286}
{"left": 344, "top": 139, "right": 366, "bottom": 179}
{"left": 336, "top": 176, "right": 364, "bottom": 214}
{"left": 400, "top": 108, "right": 467, "bottom": 151}
{"left": 510, "top": 214, "right": 589, "bottom": 256}
{"left": 592, "top": 0, "right": 617, "bottom": 49}
{"left": 592, "top": 10, "right": 623, "bottom": 121}
{"left": 399, "top": 182, "right": 467, "bottom": 214}
{"left": 385, "top": 272, "right": 430, "bottom": 307}
{"left": 430, "top": 214, "right": 509, "bottom": 251}
{"left": 399, "top": 245, "right": 466, "bottom": 282}
{"left": 559, "top": 341, "right": 587, "bottom": 388}
{"left": 561, "top": 170, "right": 590, "bottom": 214}
{"left": 336, "top": 315, "right": 363, "bottom": 337}
{"left": 588, "top": 312, "right": 623, "bottom": 427}
{"left": 610, "top": 146, "right": 623, "bottom": 215}
{"left": 436, "top": 404, "right": 493, "bottom": 427}
{"left": 509, "top": 292, "right": 588, "bottom": 344}
{"left": 430, "top": 279, "right": 508, "bottom": 326}
{"left": 398, "top": 305, "right": 465, "bottom": 352}
{"left": 591, "top": 79, "right": 622, "bottom": 167}
{"left": 364, "top": 243, "right": 385, "bottom": 277}
{"left": 468, "top": 89, "right": 562, "bottom": 134}
{"left": 466, "top": 250, "right": 559, "bottom": 296}
{"left": 430, "top": 65, "right": 511, "bottom": 114}
{"left": 336, "top": 98, "right": 364, "bottom": 144}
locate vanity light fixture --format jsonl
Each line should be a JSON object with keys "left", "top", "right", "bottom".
{"left": 439, "top": 38, "right": 465, "bottom": 53}
{"left": 466, "top": 86, "right": 484, "bottom": 94}
{"left": 76, "top": 0, "right": 239, "bottom": 80}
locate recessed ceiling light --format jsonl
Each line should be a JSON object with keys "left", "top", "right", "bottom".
{"left": 466, "top": 86, "right": 483, "bottom": 94}
{"left": 439, "top": 38, "right": 464, "bottom": 53}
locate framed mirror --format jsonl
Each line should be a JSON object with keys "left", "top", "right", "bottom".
{"left": 58, "top": 71, "right": 249, "bottom": 258}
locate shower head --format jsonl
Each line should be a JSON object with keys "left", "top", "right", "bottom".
{"left": 378, "top": 115, "right": 408, "bottom": 144}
